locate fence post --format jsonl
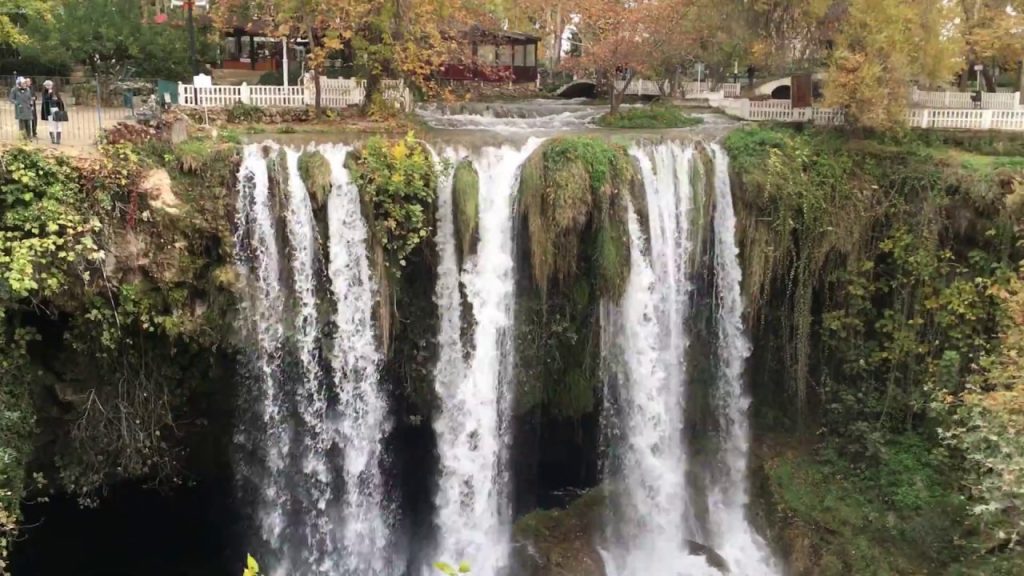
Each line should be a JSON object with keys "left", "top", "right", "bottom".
{"left": 177, "top": 82, "right": 184, "bottom": 106}
{"left": 921, "top": 109, "right": 930, "bottom": 128}
{"left": 303, "top": 74, "right": 314, "bottom": 106}
{"left": 982, "top": 109, "right": 994, "bottom": 130}
{"left": 94, "top": 77, "right": 103, "bottom": 132}
{"left": 740, "top": 98, "right": 750, "bottom": 120}
{"left": 240, "top": 82, "right": 251, "bottom": 105}
{"left": 1015, "top": 92, "right": 1022, "bottom": 110}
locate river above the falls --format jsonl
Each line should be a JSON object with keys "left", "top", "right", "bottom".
{"left": 256, "top": 98, "right": 739, "bottom": 148}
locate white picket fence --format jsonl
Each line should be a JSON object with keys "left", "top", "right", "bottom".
{"left": 177, "top": 77, "right": 412, "bottom": 111}
{"left": 715, "top": 98, "right": 1024, "bottom": 131}
{"left": 911, "top": 88, "right": 1021, "bottom": 110}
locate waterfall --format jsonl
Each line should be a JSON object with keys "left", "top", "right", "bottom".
{"left": 234, "top": 144, "right": 395, "bottom": 576}
{"left": 603, "top": 142, "right": 776, "bottom": 576}
{"left": 602, "top": 143, "right": 715, "bottom": 576}
{"left": 322, "top": 144, "right": 395, "bottom": 576}
{"left": 431, "top": 140, "right": 543, "bottom": 575}
{"left": 283, "top": 148, "right": 333, "bottom": 573}
{"left": 705, "top": 145, "right": 778, "bottom": 575}
{"left": 235, "top": 144, "right": 291, "bottom": 571}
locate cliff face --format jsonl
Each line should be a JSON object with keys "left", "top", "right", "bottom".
{"left": 5, "top": 127, "right": 1024, "bottom": 575}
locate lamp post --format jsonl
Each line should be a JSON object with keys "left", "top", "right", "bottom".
{"left": 186, "top": 1, "right": 198, "bottom": 75}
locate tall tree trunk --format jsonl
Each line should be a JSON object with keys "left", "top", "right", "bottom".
{"left": 552, "top": 6, "right": 563, "bottom": 69}
{"left": 982, "top": 68, "right": 997, "bottom": 93}
{"left": 610, "top": 71, "right": 634, "bottom": 115}
{"left": 1018, "top": 60, "right": 1024, "bottom": 103}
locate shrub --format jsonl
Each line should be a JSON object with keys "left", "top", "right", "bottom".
{"left": 227, "top": 101, "right": 264, "bottom": 124}
{"left": 352, "top": 132, "right": 437, "bottom": 267}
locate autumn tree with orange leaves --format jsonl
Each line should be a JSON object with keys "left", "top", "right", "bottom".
{"left": 562, "top": 0, "right": 652, "bottom": 114}
{"left": 212, "top": 0, "right": 481, "bottom": 113}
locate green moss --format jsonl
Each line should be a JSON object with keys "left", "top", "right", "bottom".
{"left": 173, "top": 137, "right": 234, "bottom": 175}
{"left": 519, "top": 136, "right": 634, "bottom": 299}
{"left": 596, "top": 105, "right": 704, "bottom": 129}
{"left": 452, "top": 159, "right": 479, "bottom": 263}
{"left": 298, "top": 150, "right": 332, "bottom": 209}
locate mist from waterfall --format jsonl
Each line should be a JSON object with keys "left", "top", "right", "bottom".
{"left": 430, "top": 140, "right": 543, "bottom": 576}
{"left": 234, "top": 144, "right": 396, "bottom": 576}
{"left": 602, "top": 141, "right": 777, "bottom": 576}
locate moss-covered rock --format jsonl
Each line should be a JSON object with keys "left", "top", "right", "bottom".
{"left": 513, "top": 488, "right": 731, "bottom": 576}
{"left": 298, "top": 150, "right": 332, "bottom": 210}
{"left": 519, "top": 137, "right": 634, "bottom": 300}
{"left": 514, "top": 137, "right": 636, "bottom": 419}
{"left": 452, "top": 159, "right": 480, "bottom": 264}
{"left": 513, "top": 489, "right": 607, "bottom": 576}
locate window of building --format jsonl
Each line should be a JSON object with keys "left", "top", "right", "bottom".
{"left": 498, "top": 45, "right": 514, "bottom": 66}
{"left": 477, "top": 44, "right": 497, "bottom": 65}
{"left": 514, "top": 45, "right": 525, "bottom": 66}
{"left": 525, "top": 44, "right": 536, "bottom": 67}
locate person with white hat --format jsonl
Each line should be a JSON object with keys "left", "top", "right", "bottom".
{"left": 9, "top": 77, "right": 34, "bottom": 140}
{"left": 42, "top": 80, "right": 66, "bottom": 145}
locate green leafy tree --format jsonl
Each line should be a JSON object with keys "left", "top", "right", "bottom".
{"left": 22, "top": 0, "right": 216, "bottom": 79}
{"left": 0, "top": 0, "right": 51, "bottom": 47}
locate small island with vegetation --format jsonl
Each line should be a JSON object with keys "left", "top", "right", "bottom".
{"left": 596, "top": 105, "right": 704, "bottom": 129}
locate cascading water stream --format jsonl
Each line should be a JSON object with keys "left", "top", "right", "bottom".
{"left": 430, "top": 140, "right": 543, "bottom": 576}
{"left": 705, "top": 145, "right": 778, "bottom": 575}
{"left": 601, "top": 143, "right": 715, "bottom": 576}
{"left": 234, "top": 143, "right": 395, "bottom": 576}
{"left": 235, "top": 144, "right": 291, "bottom": 569}
{"left": 603, "top": 141, "right": 776, "bottom": 576}
{"left": 322, "top": 144, "right": 396, "bottom": 576}
{"left": 282, "top": 148, "right": 333, "bottom": 573}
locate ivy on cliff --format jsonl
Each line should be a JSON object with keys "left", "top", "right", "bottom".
{"left": 726, "top": 125, "right": 1024, "bottom": 566}
{"left": 0, "top": 139, "right": 239, "bottom": 564}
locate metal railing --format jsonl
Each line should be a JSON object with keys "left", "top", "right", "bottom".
{"left": 1, "top": 75, "right": 159, "bottom": 145}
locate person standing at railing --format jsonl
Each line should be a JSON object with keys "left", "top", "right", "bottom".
{"left": 10, "top": 77, "right": 34, "bottom": 140}
{"left": 42, "top": 80, "right": 66, "bottom": 145}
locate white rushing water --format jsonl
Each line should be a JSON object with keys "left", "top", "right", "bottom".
{"left": 417, "top": 100, "right": 603, "bottom": 131}
{"left": 283, "top": 148, "right": 334, "bottom": 573}
{"left": 705, "top": 145, "right": 778, "bottom": 575}
{"left": 236, "top": 144, "right": 291, "bottom": 568}
{"left": 322, "top": 144, "right": 396, "bottom": 576}
{"left": 602, "top": 143, "right": 715, "bottom": 576}
{"left": 235, "top": 144, "right": 395, "bottom": 576}
{"left": 603, "top": 141, "right": 776, "bottom": 576}
{"left": 431, "top": 140, "right": 543, "bottom": 575}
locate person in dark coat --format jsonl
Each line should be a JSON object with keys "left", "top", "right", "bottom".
{"left": 42, "top": 80, "right": 66, "bottom": 144}
{"left": 9, "top": 77, "right": 34, "bottom": 140}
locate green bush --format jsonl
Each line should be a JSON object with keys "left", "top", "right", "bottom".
{"left": 352, "top": 132, "right": 437, "bottom": 267}
{"left": 227, "top": 101, "right": 264, "bottom": 124}
{"left": 596, "top": 105, "right": 704, "bottom": 129}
